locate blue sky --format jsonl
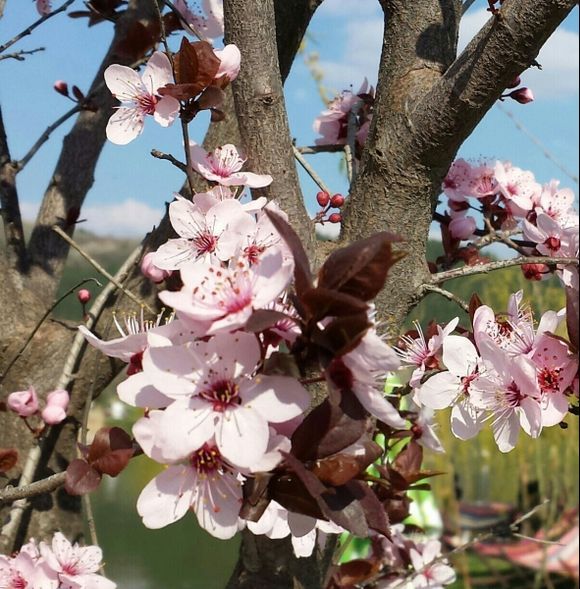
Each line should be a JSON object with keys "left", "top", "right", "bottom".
{"left": 0, "top": 0, "right": 578, "bottom": 236}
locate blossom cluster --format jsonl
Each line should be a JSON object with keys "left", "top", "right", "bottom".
{"left": 0, "top": 533, "right": 115, "bottom": 589}
{"left": 399, "top": 291, "right": 578, "bottom": 453}
{"left": 441, "top": 159, "right": 579, "bottom": 286}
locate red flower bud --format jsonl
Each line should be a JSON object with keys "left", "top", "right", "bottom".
{"left": 330, "top": 194, "right": 345, "bottom": 208}
{"left": 507, "top": 87, "right": 534, "bottom": 104}
{"left": 53, "top": 80, "right": 69, "bottom": 96}
{"left": 316, "top": 191, "right": 330, "bottom": 207}
{"left": 328, "top": 213, "right": 342, "bottom": 223}
{"left": 521, "top": 263, "right": 549, "bottom": 281}
{"left": 506, "top": 75, "right": 521, "bottom": 89}
{"left": 77, "top": 289, "right": 91, "bottom": 304}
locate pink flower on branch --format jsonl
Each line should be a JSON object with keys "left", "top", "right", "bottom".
{"left": 189, "top": 143, "right": 273, "bottom": 187}
{"left": 41, "top": 389, "right": 70, "bottom": 425}
{"left": 104, "top": 51, "right": 180, "bottom": 145}
{"left": 7, "top": 386, "right": 39, "bottom": 417}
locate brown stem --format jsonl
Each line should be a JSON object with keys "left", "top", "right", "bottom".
{"left": 0, "top": 472, "right": 66, "bottom": 506}
{"left": 0, "top": 47, "right": 45, "bottom": 62}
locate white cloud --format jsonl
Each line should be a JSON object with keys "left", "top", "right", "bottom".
{"left": 459, "top": 10, "right": 579, "bottom": 99}
{"left": 319, "top": 18, "right": 383, "bottom": 91}
{"left": 20, "top": 198, "right": 163, "bottom": 237}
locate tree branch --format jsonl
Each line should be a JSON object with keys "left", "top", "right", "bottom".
{"left": 0, "top": 47, "right": 45, "bottom": 62}
{"left": 431, "top": 256, "right": 578, "bottom": 284}
{"left": 224, "top": 0, "right": 315, "bottom": 255}
{"left": 0, "top": 472, "right": 65, "bottom": 506}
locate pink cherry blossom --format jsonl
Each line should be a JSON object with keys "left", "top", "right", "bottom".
{"left": 468, "top": 161, "right": 498, "bottom": 199}
{"left": 470, "top": 340, "right": 542, "bottom": 452}
{"left": 534, "top": 180, "right": 578, "bottom": 229}
{"left": 442, "top": 159, "right": 472, "bottom": 201}
{"left": 41, "top": 389, "right": 70, "bottom": 425}
{"left": 0, "top": 550, "right": 54, "bottom": 589}
{"left": 448, "top": 210, "right": 476, "bottom": 240}
{"left": 532, "top": 333, "right": 577, "bottom": 427}
{"left": 142, "top": 333, "right": 309, "bottom": 468}
{"left": 189, "top": 143, "right": 273, "bottom": 187}
{"left": 397, "top": 318, "right": 459, "bottom": 388}
{"left": 494, "top": 161, "right": 541, "bottom": 217}
{"left": 153, "top": 196, "right": 255, "bottom": 270}
{"left": 338, "top": 329, "right": 407, "bottom": 429}
{"left": 214, "top": 45, "right": 241, "bottom": 82}
{"left": 136, "top": 441, "right": 243, "bottom": 538}
{"left": 159, "top": 248, "right": 292, "bottom": 335}
{"left": 104, "top": 51, "right": 180, "bottom": 145}
{"left": 7, "top": 386, "right": 39, "bottom": 417}
{"left": 523, "top": 212, "right": 570, "bottom": 257}
{"left": 40, "top": 532, "right": 116, "bottom": 589}
{"left": 408, "top": 539, "right": 456, "bottom": 589}
{"left": 417, "top": 336, "right": 485, "bottom": 441}
{"left": 176, "top": 0, "right": 224, "bottom": 39}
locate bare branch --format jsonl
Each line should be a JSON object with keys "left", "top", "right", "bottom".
{"left": 419, "top": 284, "right": 470, "bottom": 312}
{"left": 296, "top": 144, "right": 346, "bottom": 155}
{"left": 0, "top": 0, "right": 74, "bottom": 55}
{"left": 292, "top": 145, "right": 332, "bottom": 195}
{"left": 150, "top": 149, "right": 190, "bottom": 175}
{"left": 51, "top": 226, "right": 154, "bottom": 313}
{"left": 431, "top": 256, "right": 579, "bottom": 284}
{"left": 224, "top": 0, "right": 314, "bottom": 254}
{"left": 0, "top": 472, "right": 66, "bottom": 506}
{"left": 0, "top": 47, "right": 45, "bottom": 62}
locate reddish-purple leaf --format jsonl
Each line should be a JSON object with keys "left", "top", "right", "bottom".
{"left": 566, "top": 285, "right": 579, "bottom": 352}
{"left": 469, "top": 293, "right": 484, "bottom": 327}
{"left": 65, "top": 459, "right": 102, "bottom": 495}
{"left": 392, "top": 440, "right": 423, "bottom": 480}
{"left": 311, "top": 313, "right": 371, "bottom": 357}
{"left": 239, "top": 472, "right": 273, "bottom": 522}
{"left": 245, "top": 309, "right": 298, "bottom": 334}
{"left": 0, "top": 448, "right": 18, "bottom": 473}
{"left": 264, "top": 208, "right": 312, "bottom": 299}
{"left": 317, "top": 232, "right": 405, "bottom": 301}
{"left": 270, "top": 473, "right": 326, "bottom": 520}
{"left": 302, "top": 287, "right": 369, "bottom": 321}
{"left": 87, "top": 427, "right": 134, "bottom": 477}
{"left": 345, "top": 479, "right": 390, "bottom": 537}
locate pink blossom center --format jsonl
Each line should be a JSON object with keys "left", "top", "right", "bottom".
{"left": 460, "top": 372, "right": 477, "bottom": 395}
{"left": 217, "top": 274, "right": 253, "bottom": 314}
{"left": 544, "top": 236, "right": 561, "bottom": 251}
{"left": 192, "top": 232, "right": 218, "bottom": 255}
{"left": 243, "top": 244, "right": 265, "bottom": 265}
{"left": 9, "top": 573, "right": 28, "bottom": 589}
{"left": 200, "top": 379, "right": 240, "bottom": 412}
{"left": 538, "top": 367, "right": 561, "bottom": 393}
{"left": 208, "top": 147, "right": 244, "bottom": 178}
{"left": 507, "top": 183, "right": 519, "bottom": 196}
{"left": 127, "top": 351, "right": 144, "bottom": 375}
{"left": 505, "top": 381, "right": 524, "bottom": 407}
{"left": 136, "top": 92, "right": 158, "bottom": 115}
{"left": 190, "top": 445, "right": 222, "bottom": 475}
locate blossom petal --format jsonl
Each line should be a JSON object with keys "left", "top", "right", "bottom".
{"left": 353, "top": 385, "right": 406, "bottom": 428}
{"left": 106, "top": 107, "right": 144, "bottom": 145}
{"left": 141, "top": 51, "right": 175, "bottom": 93}
{"left": 153, "top": 95, "right": 180, "bottom": 127}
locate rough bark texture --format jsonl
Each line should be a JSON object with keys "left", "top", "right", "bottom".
{"left": 224, "top": 0, "right": 315, "bottom": 255}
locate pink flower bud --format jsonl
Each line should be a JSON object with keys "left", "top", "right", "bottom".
{"left": 7, "top": 387, "right": 39, "bottom": 417}
{"left": 508, "top": 87, "right": 534, "bottom": 104}
{"left": 328, "top": 213, "right": 342, "bottom": 223}
{"left": 141, "top": 252, "right": 171, "bottom": 283}
{"left": 506, "top": 75, "right": 521, "bottom": 89}
{"left": 214, "top": 45, "right": 242, "bottom": 82}
{"left": 330, "top": 194, "right": 345, "bottom": 208}
{"left": 316, "top": 191, "right": 330, "bottom": 207}
{"left": 77, "top": 289, "right": 91, "bottom": 304}
{"left": 41, "top": 389, "right": 70, "bottom": 425}
{"left": 54, "top": 80, "right": 69, "bottom": 96}
{"left": 36, "top": 0, "right": 52, "bottom": 15}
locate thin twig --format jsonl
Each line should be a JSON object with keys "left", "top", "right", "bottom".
{"left": 0, "top": 0, "right": 74, "bottom": 55}
{"left": 292, "top": 144, "right": 332, "bottom": 194}
{"left": 51, "top": 225, "right": 154, "bottom": 313}
{"left": 345, "top": 102, "right": 361, "bottom": 183}
{"left": 0, "top": 47, "right": 45, "bottom": 62}
{"left": 151, "top": 149, "right": 190, "bottom": 175}
{"left": 159, "top": 0, "right": 209, "bottom": 42}
{"left": 0, "top": 472, "right": 66, "bottom": 505}
{"left": 431, "top": 256, "right": 579, "bottom": 284}
{"left": 0, "top": 278, "right": 101, "bottom": 385}
{"left": 483, "top": 215, "right": 528, "bottom": 255}
{"left": 420, "top": 284, "right": 470, "bottom": 313}
{"left": 15, "top": 105, "right": 81, "bottom": 171}
{"left": 295, "top": 144, "right": 346, "bottom": 155}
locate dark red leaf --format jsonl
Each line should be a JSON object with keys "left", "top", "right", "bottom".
{"left": 196, "top": 85, "right": 225, "bottom": 111}
{"left": 115, "top": 21, "right": 160, "bottom": 59}
{"left": 469, "top": 293, "right": 484, "bottom": 327}
{"left": 392, "top": 440, "right": 422, "bottom": 480}
{"left": 264, "top": 208, "right": 312, "bottom": 299}
{"left": 291, "top": 389, "right": 367, "bottom": 461}
{"left": 0, "top": 448, "right": 18, "bottom": 472}
{"left": 72, "top": 85, "right": 85, "bottom": 101}
{"left": 246, "top": 309, "right": 297, "bottom": 334}
{"left": 87, "top": 427, "right": 134, "bottom": 477}
{"left": 311, "top": 313, "right": 371, "bottom": 357}
{"left": 345, "top": 479, "right": 390, "bottom": 536}
{"left": 302, "top": 287, "right": 369, "bottom": 321}
{"left": 566, "top": 285, "right": 579, "bottom": 352}
{"left": 270, "top": 473, "right": 326, "bottom": 520}
{"left": 210, "top": 108, "right": 226, "bottom": 123}
{"left": 333, "top": 560, "right": 379, "bottom": 586}
{"left": 65, "top": 459, "right": 102, "bottom": 495}
{"left": 239, "top": 473, "right": 273, "bottom": 522}
{"left": 317, "top": 232, "right": 405, "bottom": 301}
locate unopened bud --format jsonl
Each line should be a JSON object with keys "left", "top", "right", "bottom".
{"left": 521, "top": 263, "right": 548, "bottom": 281}
{"left": 77, "top": 289, "right": 91, "bottom": 304}
{"left": 316, "top": 191, "right": 330, "bottom": 207}
{"left": 328, "top": 213, "right": 342, "bottom": 223}
{"left": 506, "top": 75, "right": 521, "bottom": 89}
{"left": 507, "top": 87, "right": 534, "bottom": 104}
{"left": 53, "top": 80, "right": 69, "bottom": 96}
{"left": 330, "top": 194, "right": 345, "bottom": 208}
{"left": 141, "top": 252, "right": 171, "bottom": 283}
